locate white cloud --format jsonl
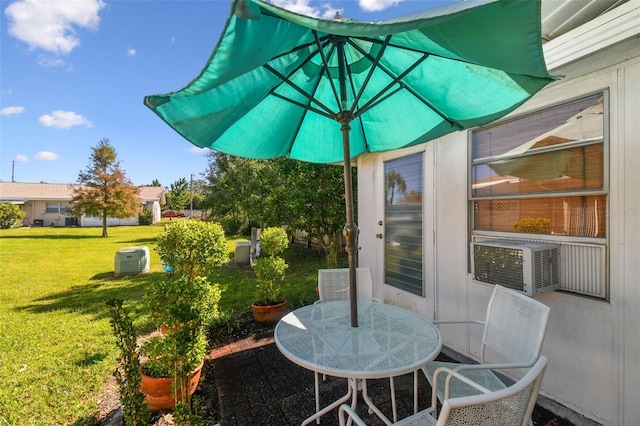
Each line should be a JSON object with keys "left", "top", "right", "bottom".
{"left": 270, "top": 0, "right": 340, "bottom": 19}
{"left": 187, "top": 146, "right": 209, "bottom": 155}
{"left": 5, "top": 0, "right": 105, "bottom": 55}
{"left": 35, "top": 151, "right": 60, "bottom": 161}
{"left": 358, "top": 0, "right": 402, "bottom": 12}
{"left": 38, "top": 110, "right": 93, "bottom": 130}
{"left": 38, "top": 56, "right": 67, "bottom": 68}
{"left": 0, "top": 106, "right": 25, "bottom": 116}
{"left": 127, "top": 48, "right": 136, "bottom": 57}
{"left": 15, "top": 154, "right": 29, "bottom": 162}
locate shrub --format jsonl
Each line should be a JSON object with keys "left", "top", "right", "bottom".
{"left": 0, "top": 203, "right": 25, "bottom": 229}
{"left": 156, "top": 220, "right": 228, "bottom": 282}
{"left": 259, "top": 227, "right": 289, "bottom": 257}
{"left": 106, "top": 299, "right": 149, "bottom": 425}
{"left": 253, "top": 227, "right": 289, "bottom": 305}
{"left": 138, "top": 206, "right": 154, "bottom": 225}
{"left": 146, "top": 275, "right": 222, "bottom": 330}
{"left": 253, "top": 257, "right": 288, "bottom": 304}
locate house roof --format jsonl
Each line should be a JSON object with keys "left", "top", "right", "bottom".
{"left": 541, "top": 0, "right": 628, "bottom": 41}
{"left": 0, "top": 182, "right": 165, "bottom": 204}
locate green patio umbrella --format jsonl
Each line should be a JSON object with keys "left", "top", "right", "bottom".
{"left": 144, "top": 0, "right": 554, "bottom": 327}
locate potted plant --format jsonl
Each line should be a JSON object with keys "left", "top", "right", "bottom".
{"left": 138, "top": 324, "right": 208, "bottom": 413}
{"left": 140, "top": 220, "right": 227, "bottom": 416}
{"left": 251, "top": 227, "right": 289, "bottom": 325}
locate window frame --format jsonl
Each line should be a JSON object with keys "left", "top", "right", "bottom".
{"left": 468, "top": 90, "right": 610, "bottom": 299}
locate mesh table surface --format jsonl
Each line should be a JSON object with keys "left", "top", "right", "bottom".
{"left": 275, "top": 301, "right": 442, "bottom": 379}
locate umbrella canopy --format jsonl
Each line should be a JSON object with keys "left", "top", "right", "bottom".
{"left": 144, "top": 0, "right": 554, "bottom": 326}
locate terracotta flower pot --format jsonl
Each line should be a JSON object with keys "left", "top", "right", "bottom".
{"left": 140, "top": 359, "right": 204, "bottom": 412}
{"left": 251, "top": 300, "right": 287, "bottom": 326}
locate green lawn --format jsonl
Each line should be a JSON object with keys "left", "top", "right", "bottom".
{"left": 0, "top": 224, "right": 326, "bottom": 425}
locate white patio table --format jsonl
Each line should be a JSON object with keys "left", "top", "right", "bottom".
{"left": 274, "top": 301, "right": 442, "bottom": 425}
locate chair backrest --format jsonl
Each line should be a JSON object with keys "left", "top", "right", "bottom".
{"left": 317, "top": 268, "right": 375, "bottom": 302}
{"left": 438, "top": 356, "right": 548, "bottom": 426}
{"left": 481, "top": 285, "right": 551, "bottom": 365}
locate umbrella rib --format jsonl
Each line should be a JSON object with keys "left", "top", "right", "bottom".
{"left": 269, "top": 91, "right": 333, "bottom": 120}
{"left": 263, "top": 63, "right": 335, "bottom": 120}
{"left": 313, "top": 31, "right": 342, "bottom": 115}
{"left": 348, "top": 41, "right": 457, "bottom": 127}
{"left": 362, "top": 36, "right": 506, "bottom": 75}
{"left": 353, "top": 53, "right": 427, "bottom": 118}
{"left": 347, "top": 35, "right": 392, "bottom": 117}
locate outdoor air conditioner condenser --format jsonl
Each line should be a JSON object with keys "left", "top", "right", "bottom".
{"left": 114, "top": 246, "right": 150, "bottom": 276}
{"left": 471, "top": 240, "right": 560, "bottom": 296}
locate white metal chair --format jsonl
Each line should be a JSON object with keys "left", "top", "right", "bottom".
{"left": 316, "top": 267, "right": 381, "bottom": 303}
{"left": 339, "top": 356, "right": 548, "bottom": 426}
{"left": 423, "top": 285, "right": 550, "bottom": 424}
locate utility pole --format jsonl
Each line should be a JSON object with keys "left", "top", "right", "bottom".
{"left": 190, "top": 174, "right": 194, "bottom": 218}
{"left": 12, "top": 161, "right": 15, "bottom": 182}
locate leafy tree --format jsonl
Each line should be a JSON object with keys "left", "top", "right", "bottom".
{"left": 142, "top": 179, "right": 162, "bottom": 187}
{"left": 203, "top": 152, "right": 264, "bottom": 233}
{"left": 256, "top": 158, "right": 354, "bottom": 252}
{"left": 203, "top": 152, "right": 353, "bottom": 251}
{"left": 164, "top": 177, "right": 190, "bottom": 218}
{"left": 70, "top": 138, "right": 141, "bottom": 237}
{"left": 0, "top": 203, "right": 26, "bottom": 229}
{"left": 189, "top": 178, "right": 207, "bottom": 211}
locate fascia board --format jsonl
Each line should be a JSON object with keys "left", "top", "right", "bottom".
{"left": 543, "top": 1, "right": 640, "bottom": 71}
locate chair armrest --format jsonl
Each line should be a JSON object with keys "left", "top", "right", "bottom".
{"left": 432, "top": 319, "right": 485, "bottom": 326}
{"left": 431, "top": 366, "right": 493, "bottom": 406}
{"left": 450, "top": 360, "right": 536, "bottom": 373}
{"left": 338, "top": 404, "right": 368, "bottom": 426}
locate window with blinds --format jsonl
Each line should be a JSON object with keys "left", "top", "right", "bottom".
{"left": 384, "top": 153, "right": 423, "bottom": 296}
{"left": 471, "top": 92, "right": 607, "bottom": 238}
{"left": 470, "top": 92, "right": 609, "bottom": 299}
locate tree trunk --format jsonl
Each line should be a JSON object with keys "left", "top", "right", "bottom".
{"left": 102, "top": 212, "right": 108, "bottom": 237}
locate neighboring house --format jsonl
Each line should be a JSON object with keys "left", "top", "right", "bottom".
{"left": 358, "top": 2, "right": 638, "bottom": 425}
{"left": 0, "top": 182, "right": 165, "bottom": 227}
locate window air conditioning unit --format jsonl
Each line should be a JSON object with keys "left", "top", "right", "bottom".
{"left": 471, "top": 240, "right": 560, "bottom": 296}
{"left": 114, "top": 246, "right": 150, "bottom": 276}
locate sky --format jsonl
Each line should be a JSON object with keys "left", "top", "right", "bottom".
{"left": 1, "top": 0, "right": 455, "bottom": 188}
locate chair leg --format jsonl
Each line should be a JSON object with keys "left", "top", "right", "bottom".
{"left": 390, "top": 377, "right": 398, "bottom": 422}
{"left": 414, "top": 370, "right": 419, "bottom": 413}
{"left": 314, "top": 371, "right": 321, "bottom": 424}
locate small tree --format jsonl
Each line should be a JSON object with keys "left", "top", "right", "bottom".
{"left": 70, "top": 138, "right": 141, "bottom": 237}
{"left": 138, "top": 206, "right": 154, "bottom": 225}
{"left": 155, "top": 220, "right": 229, "bottom": 283}
{"left": 164, "top": 178, "right": 191, "bottom": 219}
{"left": 253, "top": 227, "right": 289, "bottom": 305}
{"left": 106, "top": 299, "right": 150, "bottom": 425}
{"left": 148, "top": 220, "right": 228, "bottom": 421}
{"left": 0, "top": 203, "right": 25, "bottom": 229}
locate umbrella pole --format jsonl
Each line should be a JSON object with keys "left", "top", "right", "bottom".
{"left": 339, "top": 113, "right": 358, "bottom": 327}
{"left": 335, "top": 37, "right": 358, "bottom": 327}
